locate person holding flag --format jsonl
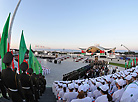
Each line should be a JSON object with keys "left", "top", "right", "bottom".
{"left": 1, "top": 52, "right": 25, "bottom": 102}
{"left": 20, "top": 62, "right": 34, "bottom": 102}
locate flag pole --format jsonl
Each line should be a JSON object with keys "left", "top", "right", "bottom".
{"left": 8, "top": 0, "right": 22, "bottom": 52}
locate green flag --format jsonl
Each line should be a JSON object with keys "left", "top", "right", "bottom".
{"left": 29, "top": 45, "right": 35, "bottom": 72}
{"left": 39, "top": 61, "right": 43, "bottom": 74}
{"left": 34, "top": 57, "right": 39, "bottom": 74}
{"left": 29, "top": 45, "right": 43, "bottom": 74}
{"left": 19, "top": 31, "right": 27, "bottom": 73}
{"left": 128, "top": 59, "right": 132, "bottom": 68}
{"left": 34, "top": 57, "right": 43, "bottom": 74}
{"left": 134, "top": 57, "right": 136, "bottom": 66}
{"left": 0, "top": 13, "right": 11, "bottom": 70}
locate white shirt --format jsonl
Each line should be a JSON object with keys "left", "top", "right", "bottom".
{"left": 93, "top": 89, "right": 102, "bottom": 99}
{"left": 57, "top": 88, "right": 62, "bottom": 96}
{"left": 111, "top": 85, "right": 118, "bottom": 94}
{"left": 95, "top": 95, "right": 108, "bottom": 102}
{"left": 90, "top": 84, "right": 97, "bottom": 92}
{"left": 112, "top": 88, "right": 124, "bottom": 102}
{"left": 63, "top": 92, "right": 78, "bottom": 102}
{"left": 87, "top": 92, "right": 92, "bottom": 97}
{"left": 71, "top": 97, "right": 92, "bottom": 102}
{"left": 120, "top": 83, "right": 138, "bottom": 102}
{"left": 111, "top": 80, "right": 115, "bottom": 86}
{"left": 59, "top": 90, "right": 66, "bottom": 100}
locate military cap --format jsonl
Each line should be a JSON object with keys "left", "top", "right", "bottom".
{"left": 27, "top": 68, "right": 33, "bottom": 74}
{"left": 20, "top": 62, "right": 28, "bottom": 71}
{"left": 3, "top": 52, "right": 13, "bottom": 64}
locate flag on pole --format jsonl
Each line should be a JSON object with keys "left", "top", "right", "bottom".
{"left": 34, "top": 57, "right": 43, "bottom": 74}
{"left": 39, "top": 61, "right": 42, "bottom": 74}
{"left": 128, "top": 59, "right": 132, "bottom": 68}
{"left": 134, "top": 57, "right": 137, "bottom": 66}
{"left": 19, "top": 30, "right": 27, "bottom": 73}
{"left": 0, "top": 13, "right": 11, "bottom": 70}
{"left": 132, "top": 59, "right": 134, "bottom": 67}
{"left": 136, "top": 57, "right": 138, "bottom": 66}
{"left": 29, "top": 44, "right": 35, "bottom": 72}
{"left": 34, "top": 57, "right": 39, "bottom": 74}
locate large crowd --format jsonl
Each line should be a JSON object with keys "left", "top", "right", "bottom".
{"left": 0, "top": 52, "right": 46, "bottom": 102}
{"left": 53, "top": 65, "right": 138, "bottom": 102}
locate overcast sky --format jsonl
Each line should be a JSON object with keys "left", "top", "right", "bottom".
{"left": 0, "top": 0, "right": 138, "bottom": 50}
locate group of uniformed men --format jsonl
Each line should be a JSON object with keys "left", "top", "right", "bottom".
{"left": 84, "top": 64, "right": 109, "bottom": 79}
{"left": 0, "top": 52, "right": 46, "bottom": 102}
{"left": 53, "top": 65, "right": 138, "bottom": 102}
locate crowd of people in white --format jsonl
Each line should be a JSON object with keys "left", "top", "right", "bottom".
{"left": 52, "top": 66, "right": 138, "bottom": 102}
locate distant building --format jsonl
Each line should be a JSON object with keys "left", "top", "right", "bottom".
{"left": 81, "top": 45, "right": 116, "bottom": 58}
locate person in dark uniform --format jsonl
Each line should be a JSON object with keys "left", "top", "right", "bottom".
{"left": 38, "top": 74, "right": 43, "bottom": 96}
{"left": 42, "top": 75, "right": 46, "bottom": 93}
{"left": 34, "top": 74, "right": 40, "bottom": 99}
{"left": 27, "top": 68, "right": 39, "bottom": 102}
{"left": 104, "top": 66, "right": 109, "bottom": 75}
{"left": 0, "top": 71, "right": 10, "bottom": 100}
{"left": 1, "top": 52, "right": 25, "bottom": 102}
{"left": 20, "top": 62, "right": 34, "bottom": 102}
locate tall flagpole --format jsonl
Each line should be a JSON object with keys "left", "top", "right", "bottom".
{"left": 8, "top": 0, "right": 22, "bottom": 51}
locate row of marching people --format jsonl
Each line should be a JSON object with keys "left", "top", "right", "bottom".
{"left": 42, "top": 66, "right": 50, "bottom": 75}
{"left": 0, "top": 52, "right": 46, "bottom": 102}
{"left": 52, "top": 66, "right": 138, "bottom": 102}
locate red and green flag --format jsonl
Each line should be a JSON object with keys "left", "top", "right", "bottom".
{"left": 0, "top": 13, "right": 11, "bottom": 70}
{"left": 128, "top": 59, "right": 132, "bottom": 68}
{"left": 100, "top": 50, "right": 105, "bottom": 55}
{"left": 81, "top": 50, "right": 86, "bottom": 55}
{"left": 19, "top": 30, "right": 27, "bottom": 73}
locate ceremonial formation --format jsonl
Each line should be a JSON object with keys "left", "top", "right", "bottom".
{"left": 1, "top": 0, "right": 138, "bottom": 102}
{"left": 53, "top": 65, "right": 138, "bottom": 102}
{"left": 0, "top": 52, "right": 46, "bottom": 102}
{"left": 0, "top": 12, "right": 46, "bottom": 102}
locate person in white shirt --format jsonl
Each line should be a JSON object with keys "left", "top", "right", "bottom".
{"left": 125, "top": 75, "right": 133, "bottom": 86}
{"left": 63, "top": 84, "right": 78, "bottom": 102}
{"left": 93, "top": 82, "right": 102, "bottom": 100}
{"left": 111, "top": 82, "right": 118, "bottom": 95}
{"left": 74, "top": 84, "right": 78, "bottom": 92}
{"left": 120, "top": 82, "right": 138, "bottom": 102}
{"left": 95, "top": 85, "right": 112, "bottom": 102}
{"left": 71, "top": 85, "right": 92, "bottom": 102}
{"left": 58, "top": 84, "right": 67, "bottom": 100}
{"left": 112, "top": 79, "right": 125, "bottom": 102}
{"left": 57, "top": 83, "right": 63, "bottom": 98}
{"left": 90, "top": 80, "right": 97, "bottom": 92}
{"left": 131, "top": 73, "right": 138, "bottom": 83}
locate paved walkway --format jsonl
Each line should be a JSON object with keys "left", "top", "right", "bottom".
{"left": 39, "top": 58, "right": 88, "bottom": 87}
{"left": 39, "top": 87, "right": 56, "bottom": 102}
